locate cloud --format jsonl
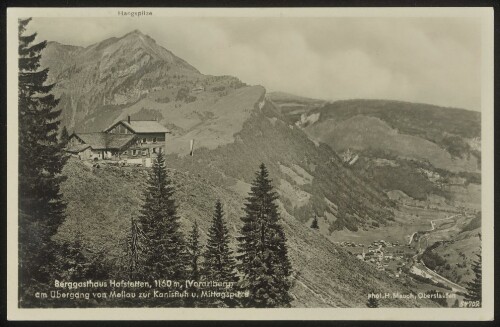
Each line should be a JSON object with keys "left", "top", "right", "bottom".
{"left": 27, "top": 16, "right": 482, "bottom": 111}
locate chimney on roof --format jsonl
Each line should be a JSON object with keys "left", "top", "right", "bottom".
{"left": 127, "top": 115, "right": 131, "bottom": 124}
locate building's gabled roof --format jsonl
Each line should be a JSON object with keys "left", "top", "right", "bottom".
{"left": 66, "top": 144, "right": 91, "bottom": 154}
{"left": 105, "top": 120, "right": 170, "bottom": 134}
{"left": 105, "top": 133, "right": 137, "bottom": 149}
{"left": 71, "top": 133, "right": 136, "bottom": 150}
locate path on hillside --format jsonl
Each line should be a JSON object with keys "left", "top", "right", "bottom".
{"left": 427, "top": 215, "right": 458, "bottom": 232}
{"left": 407, "top": 215, "right": 458, "bottom": 245}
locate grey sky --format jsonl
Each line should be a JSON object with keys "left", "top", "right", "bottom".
{"left": 28, "top": 16, "right": 482, "bottom": 110}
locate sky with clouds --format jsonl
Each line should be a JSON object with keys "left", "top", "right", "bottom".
{"left": 28, "top": 16, "right": 482, "bottom": 111}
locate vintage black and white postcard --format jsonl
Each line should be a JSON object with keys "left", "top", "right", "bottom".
{"left": 6, "top": 7, "right": 494, "bottom": 320}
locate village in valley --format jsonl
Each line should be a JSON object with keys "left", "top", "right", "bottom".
{"left": 333, "top": 206, "right": 474, "bottom": 305}
{"left": 338, "top": 239, "right": 409, "bottom": 278}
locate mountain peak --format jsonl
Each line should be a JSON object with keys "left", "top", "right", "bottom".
{"left": 124, "top": 29, "right": 145, "bottom": 37}
{"left": 121, "top": 29, "right": 154, "bottom": 42}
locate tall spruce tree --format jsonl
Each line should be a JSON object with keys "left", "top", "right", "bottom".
{"left": 204, "top": 200, "right": 237, "bottom": 282}
{"left": 465, "top": 249, "right": 482, "bottom": 304}
{"left": 137, "top": 152, "right": 186, "bottom": 280}
{"left": 203, "top": 200, "right": 238, "bottom": 307}
{"left": 18, "top": 18, "right": 68, "bottom": 290}
{"left": 185, "top": 220, "right": 202, "bottom": 307}
{"left": 237, "top": 164, "right": 292, "bottom": 308}
{"left": 187, "top": 220, "right": 202, "bottom": 281}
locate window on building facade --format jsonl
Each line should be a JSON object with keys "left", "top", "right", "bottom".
{"left": 132, "top": 150, "right": 137, "bottom": 156}
{"left": 142, "top": 149, "right": 147, "bottom": 156}
{"left": 153, "top": 137, "right": 157, "bottom": 143}
{"left": 152, "top": 147, "right": 156, "bottom": 153}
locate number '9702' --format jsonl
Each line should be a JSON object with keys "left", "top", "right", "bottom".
{"left": 460, "top": 301, "right": 481, "bottom": 308}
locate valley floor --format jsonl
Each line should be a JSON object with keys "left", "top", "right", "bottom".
{"left": 329, "top": 201, "right": 480, "bottom": 307}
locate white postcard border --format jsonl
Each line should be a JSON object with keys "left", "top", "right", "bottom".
{"left": 6, "top": 7, "right": 494, "bottom": 321}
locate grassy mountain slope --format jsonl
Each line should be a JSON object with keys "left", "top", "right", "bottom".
{"left": 56, "top": 159, "right": 437, "bottom": 308}
{"left": 421, "top": 211, "right": 481, "bottom": 286}
{"left": 306, "top": 114, "right": 478, "bottom": 173}
{"left": 305, "top": 99, "right": 481, "bottom": 153}
{"left": 41, "top": 30, "right": 246, "bottom": 132}
{"left": 270, "top": 95, "right": 482, "bottom": 288}
{"left": 271, "top": 97, "right": 481, "bottom": 171}
{"left": 165, "top": 100, "right": 395, "bottom": 232}
{"left": 270, "top": 97, "right": 481, "bottom": 203}
{"left": 428, "top": 230, "right": 481, "bottom": 286}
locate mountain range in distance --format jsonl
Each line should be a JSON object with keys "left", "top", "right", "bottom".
{"left": 40, "top": 29, "right": 481, "bottom": 307}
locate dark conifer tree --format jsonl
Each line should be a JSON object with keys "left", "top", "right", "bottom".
{"left": 203, "top": 200, "right": 238, "bottom": 307}
{"left": 237, "top": 164, "right": 292, "bottom": 308}
{"left": 138, "top": 152, "right": 186, "bottom": 281}
{"left": 187, "top": 220, "right": 202, "bottom": 281}
{"left": 310, "top": 214, "right": 319, "bottom": 229}
{"left": 54, "top": 235, "right": 87, "bottom": 280}
{"left": 366, "top": 296, "right": 379, "bottom": 308}
{"left": 465, "top": 249, "right": 482, "bottom": 304}
{"left": 18, "top": 18, "right": 68, "bottom": 294}
{"left": 185, "top": 220, "right": 202, "bottom": 307}
{"left": 204, "top": 200, "right": 238, "bottom": 282}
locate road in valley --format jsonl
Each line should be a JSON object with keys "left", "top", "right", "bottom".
{"left": 411, "top": 262, "right": 467, "bottom": 293}
{"left": 407, "top": 215, "right": 458, "bottom": 245}
{"left": 408, "top": 214, "right": 467, "bottom": 294}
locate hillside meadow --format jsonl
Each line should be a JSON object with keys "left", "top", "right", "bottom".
{"left": 56, "top": 159, "right": 439, "bottom": 308}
